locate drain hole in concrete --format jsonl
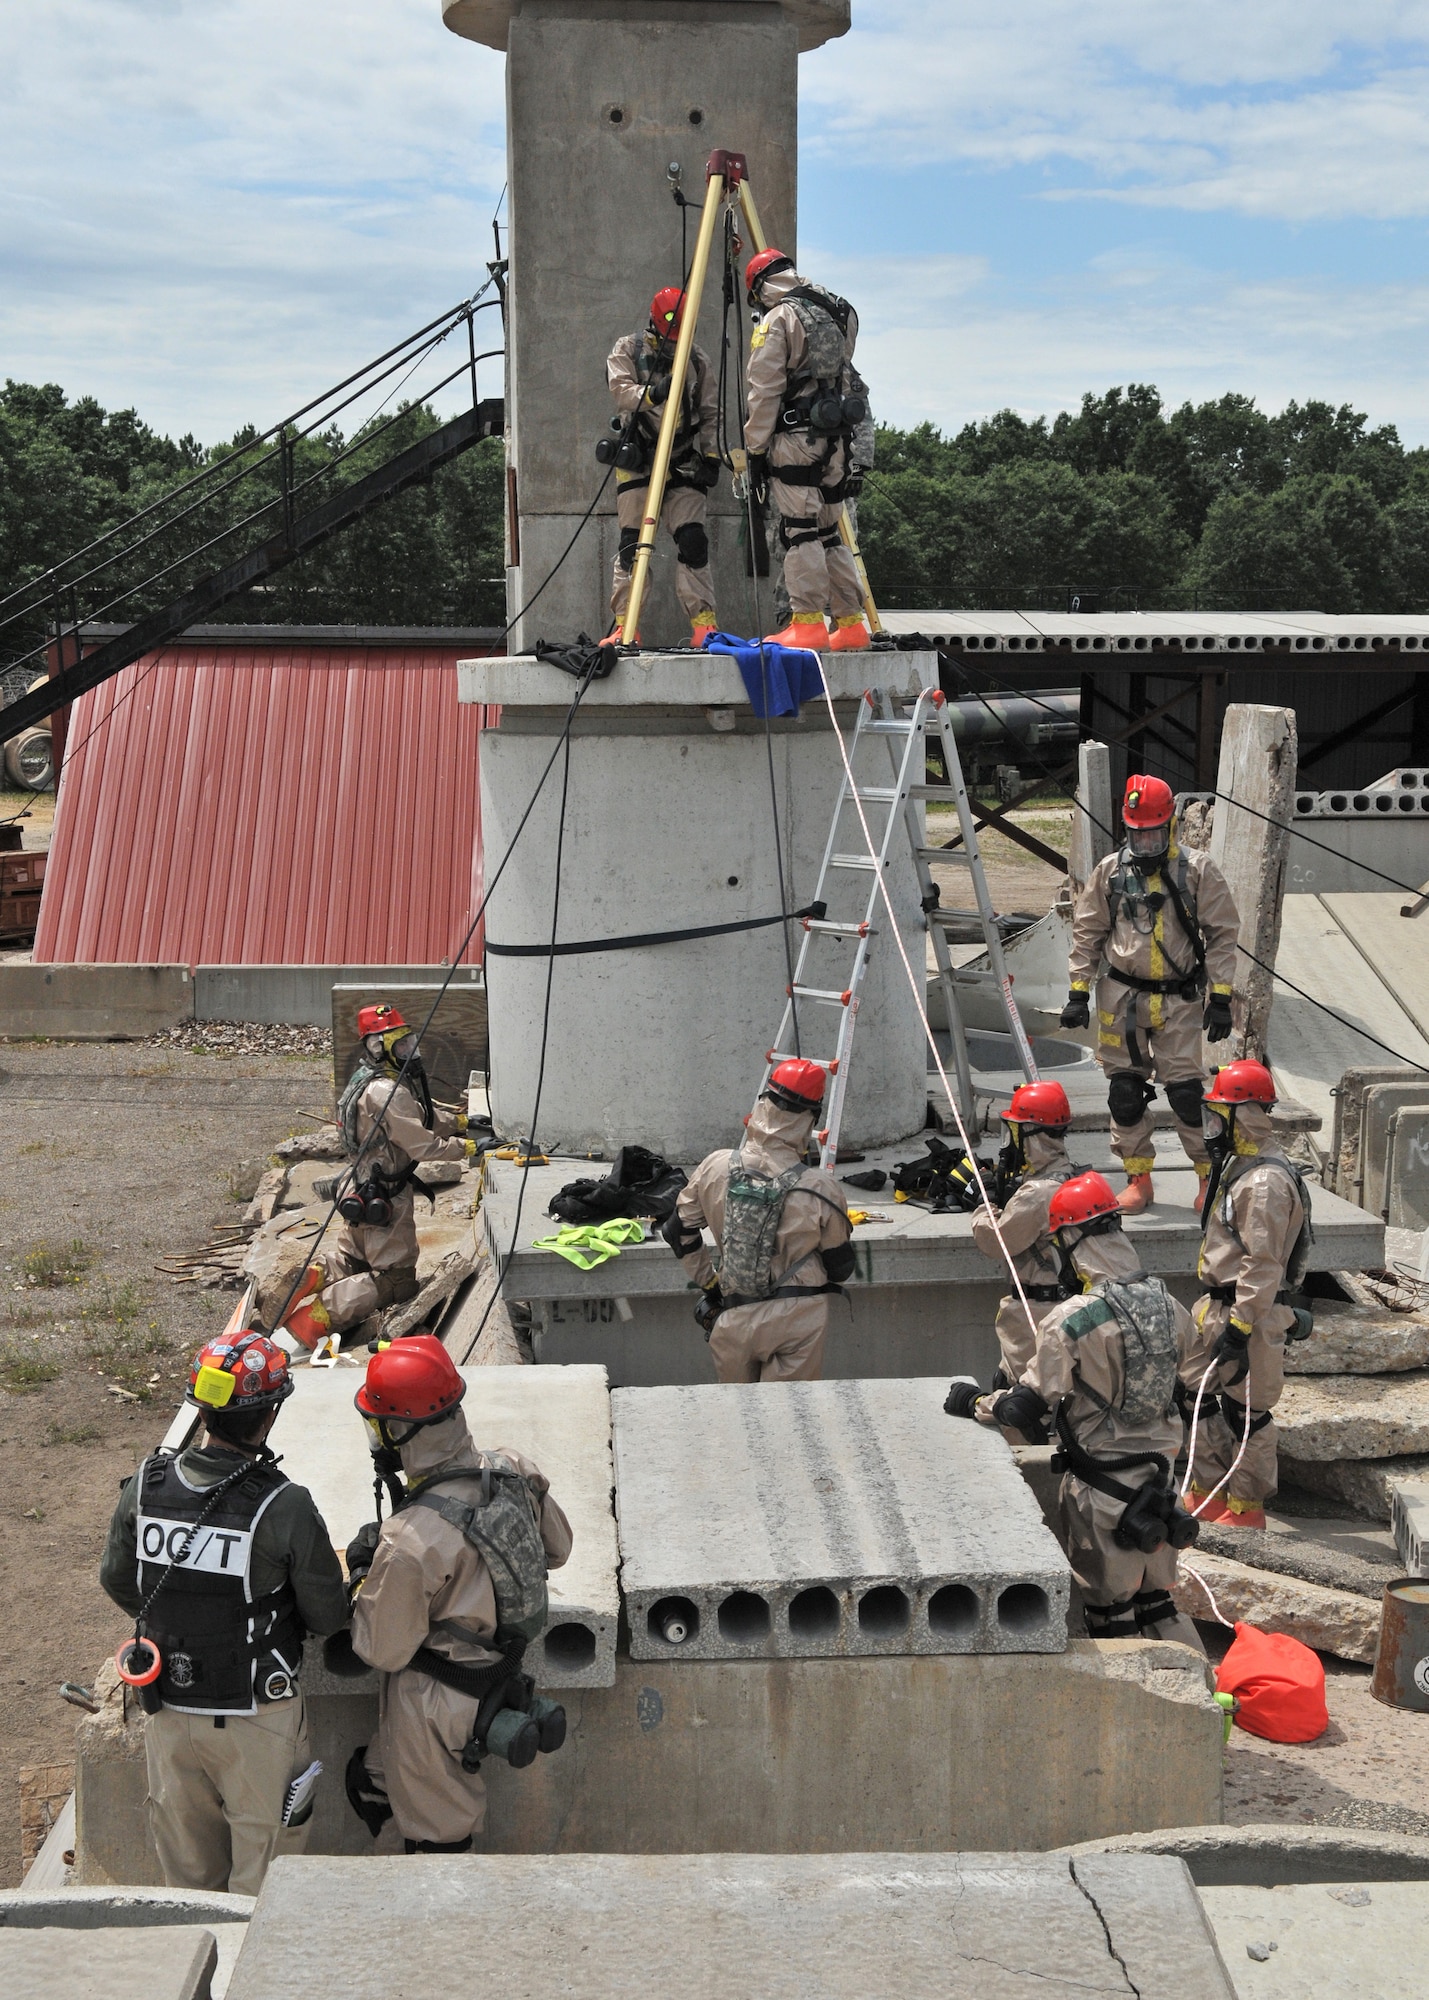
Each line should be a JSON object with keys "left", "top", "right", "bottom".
{"left": 997, "top": 1583, "right": 1050, "bottom": 1634}
{"left": 858, "top": 1586, "right": 910, "bottom": 1637}
{"left": 543, "top": 1622, "right": 597, "bottom": 1670}
{"left": 648, "top": 1596, "right": 699, "bottom": 1647}
{"left": 718, "top": 1591, "right": 771, "bottom": 1643}
{"left": 927, "top": 1584, "right": 979, "bottom": 1636}
{"left": 787, "top": 1586, "right": 840, "bottom": 1639}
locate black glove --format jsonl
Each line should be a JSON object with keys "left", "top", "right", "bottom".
{"left": 1212, "top": 1320, "right": 1252, "bottom": 1384}
{"left": 1288, "top": 1305, "right": 1314, "bottom": 1343}
{"left": 345, "top": 1520, "right": 381, "bottom": 1587}
{"left": 1060, "top": 991, "right": 1091, "bottom": 1031}
{"left": 694, "top": 1285, "right": 725, "bottom": 1337}
{"left": 1204, "top": 992, "right": 1234, "bottom": 1042}
{"left": 647, "top": 373, "right": 671, "bottom": 408}
{"left": 322, "top": 1628, "right": 371, "bottom": 1679}
{"left": 747, "top": 450, "right": 769, "bottom": 503}
{"left": 989, "top": 1382, "right": 1052, "bottom": 1443}
{"left": 943, "top": 1380, "right": 982, "bottom": 1419}
{"left": 694, "top": 454, "right": 721, "bottom": 492}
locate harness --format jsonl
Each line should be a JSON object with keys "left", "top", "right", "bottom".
{"left": 336, "top": 1062, "right": 439, "bottom": 1222}
{"left": 617, "top": 343, "right": 709, "bottom": 494}
{"left": 717, "top": 1151, "right": 848, "bottom": 1309}
{"left": 1102, "top": 846, "right": 1206, "bottom": 999}
{"left": 135, "top": 1451, "right": 302, "bottom": 1715}
{"left": 1201, "top": 1153, "right": 1314, "bottom": 1289}
{"left": 769, "top": 286, "right": 861, "bottom": 506}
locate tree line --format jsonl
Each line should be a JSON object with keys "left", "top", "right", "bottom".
{"left": 4, "top": 378, "right": 1429, "bottom": 669}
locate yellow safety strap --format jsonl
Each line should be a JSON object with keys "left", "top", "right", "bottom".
{"left": 529, "top": 1219, "right": 647, "bottom": 1269}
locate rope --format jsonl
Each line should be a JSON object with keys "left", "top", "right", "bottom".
{"left": 1179, "top": 1560, "right": 1236, "bottom": 1629}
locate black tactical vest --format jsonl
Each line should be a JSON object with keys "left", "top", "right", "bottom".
{"left": 135, "top": 1452, "right": 303, "bottom": 1715}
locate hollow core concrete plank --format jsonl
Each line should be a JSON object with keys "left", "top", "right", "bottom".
{"left": 228, "top": 1851, "right": 1234, "bottom": 2000}
{"left": 277, "top": 1363, "right": 618, "bottom": 1687}
{"left": 0, "top": 1923, "right": 217, "bottom": 2000}
{"left": 612, "top": 1377, "right": 1069, "bottom": 1659}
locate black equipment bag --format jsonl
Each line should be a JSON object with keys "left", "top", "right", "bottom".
{"left": 548, "top": 1145, "right": 689, "bottom": 1225}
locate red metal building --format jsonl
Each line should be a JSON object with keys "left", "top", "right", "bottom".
{"left": 33, "top": 627, "right": 500, "bottom": 967}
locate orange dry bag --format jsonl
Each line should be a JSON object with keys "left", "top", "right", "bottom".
{"left": 1215, "top": 1621, "right": 1328, "bottom": 1744}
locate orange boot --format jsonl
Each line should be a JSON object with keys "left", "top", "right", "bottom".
{"left": 766, "top": 618, "right": 828, "bottom": 650}
{"left": 829, "top": 613, "right": 870, "bottom": 651}
{"left": 1221, "top": 1495, "right": 1268, "bottom": 1530}
{"left": 690, "top": 613, "right": 717, "bottom": 648}
{"left": 1186, "top": 1483, "right": 1231, "bottom": 1524}
{"left": 281, "top": 1264, "right": 329, "bottom": 1351}
{"left": 1117, "top": 1172, "right": 1155, "bottom": 1214}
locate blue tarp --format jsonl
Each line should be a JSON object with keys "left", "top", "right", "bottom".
{"left": 702, "top": 631, "right": 825, "bottom": 718}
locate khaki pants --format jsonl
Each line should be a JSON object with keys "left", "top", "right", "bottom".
{"left": 708, "top": 1296, "right": 830, "bottom": 1383}
{"left": 768, "top": 434, "right": 863, "bottom": 622}
{"left": 1095, "top": 979, "right": 1208, "bottom": 1172}
{"left": 146, "top": 1695, "right": 311, "bottom": 1897}
{"left": 611, "top": 479, "right": 715, "bottom": 624}
{"left": 1060, "top": 1477, "right": 1203, "bottom": 1649}
{"left": 1183, "top": 1296, "right": 1288, "bottom": 1506}
{"left": 324, "top": 1194, "right": 421, "bottom": 1333}
{"left": 366, "top": 1667, "right": 486, "bottom": 1847}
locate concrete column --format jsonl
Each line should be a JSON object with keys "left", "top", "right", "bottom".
{"left": 1208, "top": 703, "right": 1297, "bottom": 1062}
{"left": 459, "top": 651, "right": 935, "bottom": 1161}
{"left": 1068, "top": 739, "right": 1113, "bottom": 893}
{"left": 442, "top": 0, "right": 850, "bottom": 651}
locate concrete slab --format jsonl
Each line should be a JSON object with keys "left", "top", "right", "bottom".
{"left": 612, "top": 1378, "right": 1069, "bottom": 1659}
{"left": 0, "top": 962, "right": 194, "bottom": 1039}
{"left": 1280, "top": 1451, "right": 1429, "bottom": 1522}
{"left": 1389, "top": 1470, "right": 1429, "bottom": 1574}
{"left": 1199, "top": 1879, "right": 1429, "bottom": 1999}
{"left": 1063, "top": 1820, "right": 1429, "bottom": 1884}
{"left": 227, "top": 1851, "right": 1234, "bottom": 2000}
{"left": 457, "top": 647, "right": 936, "bottom": 711}
{"left": 278, "top": 1363, "right": 618, "bottom": 1688}
{"left": 1274, "top": 1372, "right": 1429, "bottom": 1461}
{"left": 1174, "top": 1550, "right": 1381, "bottom": 1663}
{"left": 1285, "top": 1306, "right": 1429, "bottom": 1374}
{"left": 0, "top": 1923, "right": 217, "bottom": 1999}
{"left": 1322, "top": 894, "right": 1429, "bottom": 1050}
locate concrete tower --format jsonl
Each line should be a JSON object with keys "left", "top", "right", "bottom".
{"left": 442, "top": 0, "right": 852, "bottom": 650}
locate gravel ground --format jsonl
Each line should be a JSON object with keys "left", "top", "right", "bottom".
{"left": 0, "top": 1036, "right": 329, "bottom": 1887}
{"left": 143, "top": 1021, "right": 333, "bottom": 1059}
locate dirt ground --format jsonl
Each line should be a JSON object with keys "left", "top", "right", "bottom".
{"left": 0, "top": 1036, "right": 330, "bottom": 1887}
{"left": 926, "top": 801, "right": 1070, "bottom": 921}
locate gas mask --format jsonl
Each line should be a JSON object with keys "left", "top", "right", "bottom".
{"left": 1125, "top": 821, "right": 1171, "bottom": 860}
{"left": 1050, "top": 1209, "right": 1123, "bottom": 1294}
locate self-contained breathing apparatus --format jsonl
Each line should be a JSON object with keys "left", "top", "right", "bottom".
{"left": 1102, "top": 847, "right": 1207, "bottom": 1003}
{"left": 776, "top": 288, "right": 867, "bottom": 440}
{"left": 335, "top": 1057, "right": 441, "bottom": 1229}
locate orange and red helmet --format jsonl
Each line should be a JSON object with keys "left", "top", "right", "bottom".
{"left": 650, "top": 286, "right": 687, "bottom": 338}
{"left": 188, "top": 1329, "right": 293, "bottom": 1417}
{"left": 355, "top": 1334, "right": 465, "bottom": 1428}
{"left": 745, "top": 248, "right": 792, "bottom": 305}
{"left": 1123, "top": 776, "right": 1174, "bottom": 827}
{"left": 764, "top": 1057, "right": 827, "bottom": 1113}
{"left": 357, "top": 1003, "right": 408, "bottom": 1039}
{"left": 1003, "top": 1080, "right": 1071, "bottom": 1132}
{"left": 1204, "top": 1060, "right": 1275, "bottom": 1108}
{"left": 1048, "top": 1170, "right": 1122, "bottom": 1234}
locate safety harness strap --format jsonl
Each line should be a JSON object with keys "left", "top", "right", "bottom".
{"left": 1051, "top": 1405, "right": 1170, "bottom": 1502}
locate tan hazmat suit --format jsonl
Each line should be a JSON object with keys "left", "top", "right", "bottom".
{"left": 607, "top": 331, "right": 719, "bottom": 626}
{"left": 1068, "top": 832, "right": 1240, "bottom": 1176}
{"left": 980, "top": 1230, "right": 1203, "bottom": 1646}
{"left": 1181, "top": 1102, "right": 1304, "bottom": 1510}
{"left": 745, "top": 268, "right": 865, "bottom": 624}
{"left": 970, "top": 1131, "right": 1077, "bottom": 1380}
{"left": 351, "top": 1408, "right": 572, "bottom": 1847}
{"left": 674, "top": 1096, "right": 852, "bottom": 1383}
{"left": 324, "top": 1071, "right": 468, "bottom": 1334}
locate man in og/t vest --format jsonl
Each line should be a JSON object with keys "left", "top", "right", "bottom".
{"left": 661, "top": 1057, "right": 854, "bottom": 1383}
{"left": 946, "top": 1172, "right": 1203, "bottom": 1647}
{"left": 99, "top": 1329, "right": 348, "bottom": 1895}
{"left": 281, "top": 1004, "right": 478, "bottom": 1350}
{"left": 1061, "top": 775, "right": 1240, "bottom": 1215}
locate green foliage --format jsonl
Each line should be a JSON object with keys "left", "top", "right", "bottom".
{"left": 0, "top": 1341, "right": 61, "bottom": 1393}
{"left": 21, "top": 1238, "right": 92, "bottom": 1287}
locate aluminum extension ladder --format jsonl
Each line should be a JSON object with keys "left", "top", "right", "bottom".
{"left": 761, "top": 685, "right": 1038, "bottom": 1170}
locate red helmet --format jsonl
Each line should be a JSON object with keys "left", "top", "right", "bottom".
{"left": 650, "top": 285, "right": 686, "bottom": 337}
{"left": 357, "top": 1003, "right": 408, "bottom": 1038}
{"left": 355, "top": 1334, "right": 465, "bottom": 1426}
{"left": 1123, "top": 776, "right": 1174, "bottom": 828}
{"left": 745, "top": 248, "right": 792, "bottom": 303}
{"left": 188, "top": 1329, "right": 293, "bottom": 1415}
{"left": 1003, "top": 1080, "right": 1071, "bottom": 1130}
{"left": 764, "top": 1057, "right": 826, "bottom": 1113}
{"left": 1048, "top": 1170, "right": 1122, "bottom": 1232}
{"left": 1205, "top": 1060, "right": 1275, "bottom": 1107}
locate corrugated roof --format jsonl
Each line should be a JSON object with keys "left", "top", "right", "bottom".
{"left": 34, "top": 638, "right": 493, "bottom": 967}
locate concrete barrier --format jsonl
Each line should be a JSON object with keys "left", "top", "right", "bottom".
{"left": 1061, "top": 1821, "right": 1429, "bottom": 1886}
{"left": 0, "top": 963, "right": 193, "bottom": 1039}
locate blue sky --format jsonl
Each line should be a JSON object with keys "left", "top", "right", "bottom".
{"left": 5, "top": 1, "right": 1429, "bottom": 443}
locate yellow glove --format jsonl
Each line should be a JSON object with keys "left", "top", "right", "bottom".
{"left": 455, "top": 1112, "right": 469, "bottom": 1133}
{"left": 462, "top": 1138, "right": 479, "bottom": 1160}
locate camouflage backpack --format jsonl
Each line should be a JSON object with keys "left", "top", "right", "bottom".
{"left": 407, "top": 1452, "right": 550, "bottom": 1645}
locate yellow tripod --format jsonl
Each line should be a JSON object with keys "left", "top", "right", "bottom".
{"left": 618, "top": 149, "right": 881, "bottom": 647}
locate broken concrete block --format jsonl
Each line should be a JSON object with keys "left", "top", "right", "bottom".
{"left": 1194, "top": 1525, "right": 1395, "bottom": 1600}
{"left": 225, "top": 1851, "right": 1235, "bottom": 2000}
{"left": 613, "top": 1378, "right": 1070, "bottom": 1660}
{"left": 1285, "top": 1306, "right": 1429, "bottom": 1375}
{"left": 379, "top": 1241, "right": 478, "bottom": 1341}
{"left": 0, "top": 1925, "right": 218, "bottom": 2000}
{"left": 242, "top": 1165, "right": 288, "bottom": 1230}
{"left": 274, "top": 1126, "right": 345, "bottom": 1162}
{"left": 1175, "top": 1550, "right": 1381, "bottom": 1662}
{"left": 1389, "top": 1471, "right": 1429, "bottom": 1575}
{"left": 1275, "top": 1373, "right": 1429, "bottom": 1460}
{"left": 1280, "top": 1451, "right": 1429, "bottom": 1523}
{"left": 1209, "top": 703, "right": 1296, "bottom": 1061}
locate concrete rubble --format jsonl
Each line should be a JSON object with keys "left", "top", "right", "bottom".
{"left": 1285, "top": 1305, "right": 1429, "bottom": 1375}
{"left": 1174, "top": 1550, "right": 1382, "bottom": 1664}
{"left": 1281, "top": 1451, "right": 1429, "bottom": 1523}
{"left": 1274, "top": 1372, "right": 1429, "bottom": 1461}
{"left": 223, "top": 1851, "right": 1236, "bottom": 2000}
{"left": 1194, "top": 1524, "right": 1397, "bottom": 1600}
{"left": 612, "top": 1377, "right": 1069, "bottom": 1660}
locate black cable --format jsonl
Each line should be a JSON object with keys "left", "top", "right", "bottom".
{"left": 459, "top": 709, "right": 576, "bottom": 1364}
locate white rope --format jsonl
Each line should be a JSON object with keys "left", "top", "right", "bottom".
{"left": 1179, "top": 1560, "right": 1236, "bottom": 1630}
{"left": 815, "top": 672, "right": 1042, "bottom": 1349}
{"left": 1180, "top": 1345, "right": 1254, "bottom": 1517}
